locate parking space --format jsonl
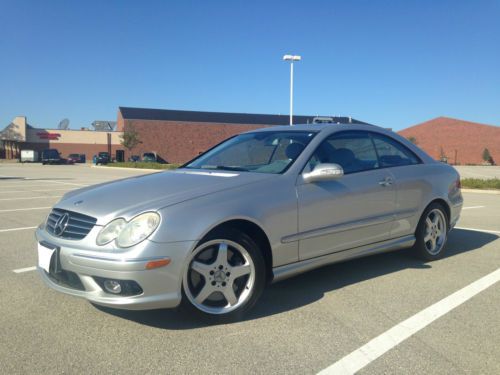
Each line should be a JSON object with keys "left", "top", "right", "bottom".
{"left": 0, "top": 164, "right": 499, "bottom": 374}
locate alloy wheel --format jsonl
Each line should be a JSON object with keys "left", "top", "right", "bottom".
{"left": 424, "top": 208, "right": 447, "bottom": 255}
{"left": 183, "top": 239, "right": 256, "bottom": 315}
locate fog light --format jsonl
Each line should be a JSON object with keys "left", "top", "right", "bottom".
{"left": 103, "top": 279, "right": 122, "bottom": 294}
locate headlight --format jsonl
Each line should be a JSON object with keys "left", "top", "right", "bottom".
{"left": 116, "top": 212, "right": 161, "bottom": 248}
{"left": 96, "top": 212, "right": 160, "bottom": 248}
{"left": 96, "top": 218, "right": 126, "bottom": 246}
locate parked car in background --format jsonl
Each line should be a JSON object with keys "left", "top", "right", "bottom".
{"left": 36, "top": 124, "right": 463, "bottom": 321}
{"left": 41, "top": 149, "right": 63, "bottom": 165}
{"left": 96, "top": 152, "right": 110, "bottom": 165}
{"left": 20, "top": 150, "right": 39, "bottom": 163}
{"left": 68, "top": 153, "right": 86, "bottom": 163}
{"left": 142, "top": 152, "right": 157, "bottom": 162}
{"left": 129, "top": 155, "right": 140, "bottom": 162}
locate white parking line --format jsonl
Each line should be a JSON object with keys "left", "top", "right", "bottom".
{"left": 462, "top": 206, "right": 485, "bottom": 210}
{"left": 0, "top": 207, "right": 51, "bottom": 213}
{"left": 318, "top": 267, "right": 500, "bottom": 375}
{"left": 30, "top": 180, "right": 89, "bottom": 187}
{"left": 0, "top": 196, "right": 62, "bottom": 201}
{"left": 0, "top": 188, "right": 72, "bottom": 193}
{"left": 0, "top": 183, "right": 65, "bottom": 188}
{"left": 13, "top": 266, "right": 37, "bottom": 274}
{"left": 0, "top": 226, "right": 38, "bottom": 233}
{"left": 455, "top": 226, "right": 500, "bottom": 234}
{"left": 0, "top": 177, "right": 89, "bottom": 187}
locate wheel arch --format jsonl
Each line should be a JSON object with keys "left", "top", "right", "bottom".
{"left": 199, "top": 219, "right": 273, "bottom": 283}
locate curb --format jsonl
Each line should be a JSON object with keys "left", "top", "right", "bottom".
{"left": 461, "top": 188, "right": 500, "bottom": 195}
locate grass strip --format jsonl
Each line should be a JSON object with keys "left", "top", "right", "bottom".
{"left": 461, "top": 178, "right": 500, "bottom": 190}
{"left": 103, "top": 162, "right": 180, "bottom": 170}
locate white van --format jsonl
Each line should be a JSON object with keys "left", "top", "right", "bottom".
{"left": 20, "top": 150, "right": 39, "bottom": 163}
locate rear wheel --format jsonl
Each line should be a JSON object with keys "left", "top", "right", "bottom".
{"left": 182, "top": 228, "right": 265, "bottom": 322}
{"left": 413, "top": 203, "right": 448, "bottom": 261}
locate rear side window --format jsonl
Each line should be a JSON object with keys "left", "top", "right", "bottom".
{"left": 372, "top": 134, "right": 421, "bottom": 167}
{"left": 308, "top": 132, "right": 379, "bottom": 174}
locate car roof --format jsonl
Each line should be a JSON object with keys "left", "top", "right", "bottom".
{"left": 244, "top": 123, "right": 384, "bottom": 134}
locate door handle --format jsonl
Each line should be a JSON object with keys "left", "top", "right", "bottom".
{"left": 379, "top": 177, "right": 394, "bottom": 187}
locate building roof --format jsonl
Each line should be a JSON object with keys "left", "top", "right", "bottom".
{"left": 119, "top": 107, "right": 368, "bottom": 126}
{"left": 398, "top": 116, "right": 500, "bottom": 165}
{"left": 0, "top": 122, "right": 23, "bottom": 141}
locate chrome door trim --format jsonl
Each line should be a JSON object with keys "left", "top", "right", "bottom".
{"left": 272, "top": 235, "right": 415, "bottom": 283}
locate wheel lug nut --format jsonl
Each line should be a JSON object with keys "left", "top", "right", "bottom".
{"left": 222, "top": 282, "right": 226, "bottom": 287}
{"left": 211, "top": 281, "right": 216, "bottom": 286}
{"left": 209, "top": 271, "right": 214, "bottom": 275}
{"left": 218, "top": 265, "right": 223, "bottom": 270}
{"left": 226, "top": 272, "right": 230, "bottom": 277}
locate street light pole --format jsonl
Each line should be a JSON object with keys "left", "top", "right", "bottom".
{"left": 289, "top": 61, "right": 294, "bottom": 126}
{"left": 283, "top": 54, "right": 301, "bottom": 125}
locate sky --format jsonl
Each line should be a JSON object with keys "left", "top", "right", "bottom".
{"left": 1, "top": 0, "right": 499, "bottom": 131}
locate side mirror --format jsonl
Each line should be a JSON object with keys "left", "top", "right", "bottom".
{"left": 303, "top": 163, "right": 344, "bottom": 183}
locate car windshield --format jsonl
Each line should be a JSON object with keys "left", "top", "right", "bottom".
{"left": 184, "top": 131, "right": 316, "bottom": 174}
{"left": 99, "top": 152, "right": 109, "bottom": 157}
{"left": 69, "top": 154, "right": 79, "bottom": 158}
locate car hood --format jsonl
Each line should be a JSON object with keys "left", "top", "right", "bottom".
{"left": 55, "top": 169, "right": 275, "bottom": 224}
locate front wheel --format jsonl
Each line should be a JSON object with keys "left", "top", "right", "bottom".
{"left": 182, "top": 228, "right": 265, "bottom": 321}
{"left": 413, "top": 203, "right": 449, "bottom": 261}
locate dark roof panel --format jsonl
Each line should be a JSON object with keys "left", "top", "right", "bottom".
{"left": 119, "top": 107, "right": 368, "bottom": 126}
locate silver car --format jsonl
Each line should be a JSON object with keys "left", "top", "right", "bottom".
{"left": 36, "top": 123, "right": 463, "bottom": 320}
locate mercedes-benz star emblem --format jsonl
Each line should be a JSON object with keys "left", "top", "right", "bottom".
{"left": 54, "top": 213, "right": 70, "bottom": 236}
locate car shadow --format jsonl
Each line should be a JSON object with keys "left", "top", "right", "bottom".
{"left": 93, "top": 228, "right": 498, "bottom": 329}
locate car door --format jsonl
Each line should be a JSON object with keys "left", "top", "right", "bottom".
{"left": 370, "top": 133, "right": 426, "bottom": 239}
{"left": 296, "top": 131, "right": 397, "bottom": 260}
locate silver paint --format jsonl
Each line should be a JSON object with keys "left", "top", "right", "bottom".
{"left": 36, "top": 123, "right": 463, "bottom": 311}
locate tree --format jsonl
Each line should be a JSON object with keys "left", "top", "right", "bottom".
{"left": 482, "top": 148, "right": 491, "bottom": 162}
{"left": 120, "top": 123, "right": 141, "bottom": 154}
{"left": 439, "top": 146, "right": 447, "bottom": 163}
{"left": 407, "top": 136, "right": 417, "bottom": 145}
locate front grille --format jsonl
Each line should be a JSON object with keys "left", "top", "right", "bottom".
{"left": 46, "top": 208, "right": 97, "bottom": 240}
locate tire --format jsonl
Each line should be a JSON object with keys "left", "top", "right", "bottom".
{"left": 413, "top": 202, "right": 449, "bottom": 261}
{"left": 181, "top": 228, "right": 266, "bottom": 322}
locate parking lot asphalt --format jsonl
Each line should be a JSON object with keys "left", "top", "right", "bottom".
{"left": 0, "top": 163, "right": 499, "bottom": 374}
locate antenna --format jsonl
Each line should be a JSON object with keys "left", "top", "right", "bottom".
{"left": 58, "top": 118, "right": 70, "bottom": 130}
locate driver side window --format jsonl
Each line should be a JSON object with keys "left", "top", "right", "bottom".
{"left": 306, "top": 131, "right": 379, "bottom": 174}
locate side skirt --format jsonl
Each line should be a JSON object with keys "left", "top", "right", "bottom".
{"left": 272, "top": 235, "right": 415, "bottom": 283}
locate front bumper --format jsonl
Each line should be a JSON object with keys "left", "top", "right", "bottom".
{"left": 36, "top": 227, "right": 195, "bottom": 310}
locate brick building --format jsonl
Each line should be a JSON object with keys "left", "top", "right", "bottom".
{"left": 1, "top": 109, "right": 366, "bottom": 163}
{"left": 116, "top": 107, "right": 366, "bottom": 163}
{"left": 3, "top": 111, "right": 498, "bottom": 166}
{"left": 398, "top": 117, "right": 500, "bottom": 165}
